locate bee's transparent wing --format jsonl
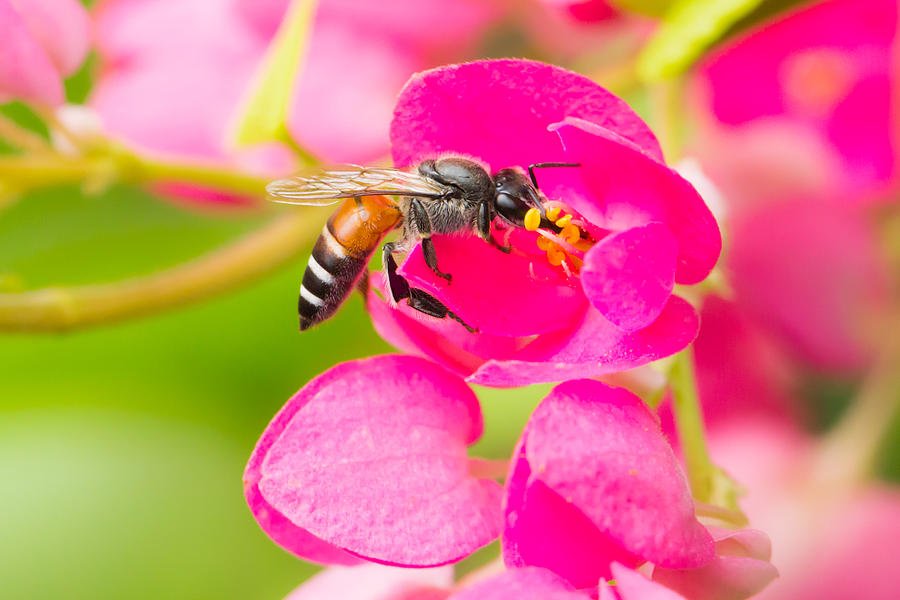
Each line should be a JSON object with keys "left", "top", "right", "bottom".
{"left": 266, "top": 167, "right": 452, "bottom": 206}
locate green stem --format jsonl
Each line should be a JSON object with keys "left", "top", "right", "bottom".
{"left": 0, "top": 113, "right": 52, "bottom": 153}
{"left": 0, "top": 151, "right": 273, "bottom": 198}
{"left": 0, "top": 211, "right": 318, "bottom": 333}
{"left": 811, "top": 317, "right": 900, "bottom": 489}
{"left": 669, "top": 349, "right": 714, "bottom": 501}
{"left": 669, "top": 349, "right": 746, "bottom": 518}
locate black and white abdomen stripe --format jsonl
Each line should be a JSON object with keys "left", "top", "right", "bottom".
{"left": 297, "top": 224, "right": 367, "bottom": 330}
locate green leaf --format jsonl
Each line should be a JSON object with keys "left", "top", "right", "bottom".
{"left": 637, "top": 0, "right": 765, "bottom": 82}
{"left": 608, "top": 0, "right": 673, "bottom": 18}
{"left": 230, "top": 0, "right": 318, "bottom": 148}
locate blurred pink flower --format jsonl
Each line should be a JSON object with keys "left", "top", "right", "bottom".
{"left": 449, "top": 567, "right": 584, "bottom": 599}
{"left": 690, "top": 296, "right": 802, "bottom": 427}
{"left": 709, "top": 419, "right": 900, "bottom": 600}
{"left": 503, "top": 379, "right": 714, "bottom": 588}
{"left": 653, "top": 527, "right": 779, "bottom": 600}
{"left": 696, "top": 0, "right": 898, "bottom": 197}
{"left": 370, "top": 59, "right": 721, "bottom": 387}
{"left": 90, "top": 0, "right": 501, "bottom": 168}
{"left": 599, "top": 563, "right": 687, "bottom": 600}
{"left": 727, "top": 197, "right": 890, "bottom": 372}
{"left": 0, "top": 0, "right": 89, "bottom": 105}
{"left": 283, "top": 563, "right": 453, "bottom": 600}
{"left": 243, "top": 355, "right": 503, "bottom": 567}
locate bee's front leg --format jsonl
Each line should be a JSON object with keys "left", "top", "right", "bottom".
{"left": 477, "top": 201, "right": 512, "bottom": 254}
{"left": 409, "top": 198, "right": 452, "bottom": 283}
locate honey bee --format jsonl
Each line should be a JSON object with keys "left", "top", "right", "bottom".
{"left": 267, "top": 157, "right": 578, "bottom": 332}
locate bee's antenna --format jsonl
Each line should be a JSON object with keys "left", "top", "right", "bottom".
{"left": 527, "top": 162, "right": 581, "bottom": 189}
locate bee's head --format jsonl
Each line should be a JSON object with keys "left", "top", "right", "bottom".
{"left": 492, "top": 168, "right": 560, "bottom": 232}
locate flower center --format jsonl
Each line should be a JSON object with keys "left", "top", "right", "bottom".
{"left": 523, "top": 205, "right": 594, "bottom": 277}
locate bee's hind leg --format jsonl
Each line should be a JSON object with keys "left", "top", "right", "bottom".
{"left": 406, "top": 288, "right": 478, "bottom": 333}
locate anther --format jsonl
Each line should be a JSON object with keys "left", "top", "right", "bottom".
{"left": 524, "top": 208, "right": 541, "bottom": 231}
{"left": 546, "top": 206, "right": 561, "bottom": 221}
{"left": 555, "top": 214, "right": 573, "bottom": 228}
{"left": 548, "top": 247, "right": 565, "bottom": 266}
{"left": 536, "top": 237, "right": 555, "bottom": 251}
{"left": 560, "top": 224, "right": 580, "bottom": 244}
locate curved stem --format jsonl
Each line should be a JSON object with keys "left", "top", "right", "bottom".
{"left": 669, "top": 349, "right": 745, "bottom": 515}
{"left": 669, "top": 350, "right": 714, "bottom": 500}
{"left": 0, "top": 151, "right": 274, "bottom": 198}
{"left": 811, "top": 317, "right": 900, "bottom": 489}
{"left": 0, "top": 211, "right": 317, "bottom": 332}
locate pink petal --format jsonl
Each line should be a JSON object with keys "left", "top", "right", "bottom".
{"left": 468, "top": 296, "right": 699, "bottom": 387}
{"left": 399, "top": 235, "right": 587, "bottom": 337}
{"left": 581, "top": 222, "right": 678, "bottom": 331}
{"left": 448, "top": 567, "right": 586, "bottom": 600}
{"left": 652, "top": 529, "right": 778, "bottom": 600}
{"left": 503, "top": 440, "right": 642, "bottom": 588}
{"left": 391, "top": 59, "right": 662, "bottom": 171}
{"left": 549, "top": 119, "right": 721, "bottom": 284}
{"left": 0, "top": 0, "right": 63, "bottom": 105}
{"left": 503, "top": 381, "right": 714, "bottom": 587}
{"left": 599, "top": 563, "right": 687, "bottom": 600}
{"left": 9, "top": 0, "right": 89, "bottom": 76}
{"left": 246, "top": 355, "right": 503, "bottom": 567}
{"left": 284, "top": 563, "right": 453, "bottom": 600}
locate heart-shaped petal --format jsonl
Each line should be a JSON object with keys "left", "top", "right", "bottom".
{"left": 391, "top": 59, "right": 663, "bottom": 171}
{"left": 503, "top": 381, "right": 714, "bottom": 587}
{"left": 245, "top": 355, "right": 503, "bottom": 566}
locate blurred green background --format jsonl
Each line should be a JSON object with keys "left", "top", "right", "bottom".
{"left": 0, "top": 182, "right": 546, "bottom": 599}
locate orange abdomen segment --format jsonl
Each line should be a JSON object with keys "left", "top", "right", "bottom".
{"left": 298, "top": 196, "right": 402, "bottom": 330}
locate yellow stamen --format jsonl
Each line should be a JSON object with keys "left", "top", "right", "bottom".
{"left": 546, "top": 206, "right": 561, "bottom": 221}
{"left": 555, "top": 214, "right": 573, "bottom": 228}
{"left": 524, "top": 207, "right": 541, "bottom": 231}
{"left": 536, "top": 237, "right": 555, "bottom": 251}
{"left": 547, "top": 247, "right": 565, "bottom": 266}
{"left": 575, "top": 239, "right": 593, "bottom": 252}
{"left": 561, "top": 224, "right": 580, "bottom": 244}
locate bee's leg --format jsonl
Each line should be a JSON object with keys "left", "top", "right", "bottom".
{"left": 526, "top": 162, "right": 581, "bottom": 189}
{"left": 409, "top": 197, "right": 452, "bottom": 283}
{"left": 477, "top": 201, "right": 511, "bottom": 254}
{"left": 382, "top": 242, "right": 410, "bottom": 303}
{"left": 382, "top": 242, "right": 477, "bottom": 333}
{"left": 406, "top": 288, "right": 478, "bottom": 333}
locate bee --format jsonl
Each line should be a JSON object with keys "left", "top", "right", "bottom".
{"left": 267, "top": 156, "right": 578, "bottom": 332}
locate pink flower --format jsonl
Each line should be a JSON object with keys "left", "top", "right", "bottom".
{"left": 600, "top": 563, "right": 687, "bottom": 600}
{"left": 243, "top": 355, "right": 503, "bottom": 567}
{"left": 503, "top": 379, "right": 714, "bottom": 588}
{"left": 696, "top": 0, "right": 898, "bottom": 197}
{"left": 283, "top": 563, "right": 453, "bottom": 600}
{"left": 708, "top": 419, "right": 900, "bottom": 600}
{"left": 90, "top": 0, "right": 501, "bottom": 174}
{"left": 247, "top": 357, "right": 776, "bottom": 599}
{"left": 727, "top": 197, "right": 889, "bottom": 373}
{"left": 0, "top": 0, "right": 90, "bottom": 105}
{"left": 370, "top": 59, "right": 721, "bottom": 387}
{"left": 448, "top": 567, "right": 585, "bottom": 599}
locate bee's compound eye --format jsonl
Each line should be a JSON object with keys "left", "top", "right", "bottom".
{"left": 495, "top": 192, "right": 529, "bottom": 226}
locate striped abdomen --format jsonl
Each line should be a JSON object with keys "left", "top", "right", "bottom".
{"left": 299, "top": 195, "right": 402, "bottom": 330}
